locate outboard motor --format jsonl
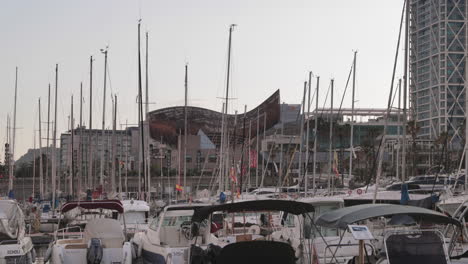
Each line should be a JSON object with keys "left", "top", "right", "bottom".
{"left": 87, "top": 238, "right": 103, "bottom": 264}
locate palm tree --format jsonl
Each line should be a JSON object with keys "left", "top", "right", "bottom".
{"left": 407, "top": 120, "right": 420, "bottom": 176}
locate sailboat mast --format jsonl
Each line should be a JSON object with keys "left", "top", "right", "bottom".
{"left": 248, "top": 120, "right": 252, "bottom": 189}
{"left": 46, "top": 84, "right": 51, "bottom": 195}
{"left": 118, "top": 118, "right": 123, "bottom": 199}
{"left": 279, "top": 104, "right": 284, "bottom": 188}
{"left": 183, "top": 64, "right": 188, "bottom": 197}
{"left": 397, "top": 79, "right": 402, "bottom": 181}
{"left": 9, "top": 67, "right": 18, "bottom": 195}
{"left": 349, "top": 51, "right": 357, "bottom": 180}
{"left": 111, "top": 95, "right": 117, "bottom": 195}
{"left": 88, "top": 56, "right": 94, "bottom": 190}
{"left": 313, "top": 77, "right": 320, "bottom": 193}
{"left": 100, "top": 47, "right": 108, "bottom": 188}
{"left": 52, "top": 64, "right": 58, "bottom": 210}
{"left": 145, "top": 31, "right": 151, "bottom": 199}
{"left": 137, "top": 21, "right": 146, "bottom": 198}
{"left": 224, "top": 24, "right": 236, "bottom": 143}
{"left": 262, "top": 113, "right": 266, "bottom": 187}
{"left": 78, "top": 83, "right": 83, "bottom": 198}
{"left": 38, "top": 98, "right": 43, "bottom": 199}
{"left": 219, "top": 103, "right": 225, "bottom": 191}
{"left": 177, "top": 130, "right": 181, "bottom": 201}
{"left": 5, "top": 115, "right": 9, "bottom": 194}
{"left": 328, "top": 79, "right": 334, "bottom": 193}
{"left": 222, "top": 24, "right": 236, "bottom": 192}
{"left": 256, "top": 109, "right": 259, "bottom": 187}
{"left": 299, "top": 81, "right": 307, "bottom": 188}
{"left": 402, "top": 0, "right": 408, "bottom": 183}
{"left": 33, "top": 129, "right": 36, "bottom": 199}
{"left": 70, "top": 95, "right": 74, "bottom": 198}
{"left": 125, "top": 120, "right": 129, "bottom": 194}
{"left": 305, "top": 72, "right": 312, "bottom": 195}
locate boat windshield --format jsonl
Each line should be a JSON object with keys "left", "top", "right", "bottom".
{"left": 162, "top": 215, "right": 192, "bottom": 227}
{"left": 121, "top": 211, "right": 147, "bottom": 224}
{"left": 149, "top": 209, "right": 196, "bottom": 231}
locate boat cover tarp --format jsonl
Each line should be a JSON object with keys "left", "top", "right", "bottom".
{"left": 0, "top": 200, "right": 25, "bottom": 239}
{"left": 61, "top": 199, "right": 123, "bottom": 213}
{"left": 315, "top": 204, "right": 460, "bottom": 229}
{"left": 386, "top": 231, "right": 448, "bottom": 264}
{"left": 192, "top": 200, "right": 315, "bottom": 223}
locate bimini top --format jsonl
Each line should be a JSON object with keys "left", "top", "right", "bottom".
{"left": 315, "top": 203, "right": 460, "bottom": 229}
{"left": 192, "top": 199, "right": 315, "bottom": 223}
{"left": 61, "top": 199, "right": 124, "bottom": 214}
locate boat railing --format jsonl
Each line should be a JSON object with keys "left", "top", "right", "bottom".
{"left": 322, "top": 242, "right": 375, "bottom": 263}
{"left": 55, "top": 225, "right": 83, "bottom": 240}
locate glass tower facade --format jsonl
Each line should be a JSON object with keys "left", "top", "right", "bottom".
{"left": 410, "top": 0, "right": 467, "bottom": 148}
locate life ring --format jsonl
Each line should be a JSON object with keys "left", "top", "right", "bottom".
{"left": 357, "top": 189, "right": 363, "bottom": 195}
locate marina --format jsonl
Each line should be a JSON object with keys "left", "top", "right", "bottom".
{"left": 4, "top": 0, "right": 468, "bottom": 263}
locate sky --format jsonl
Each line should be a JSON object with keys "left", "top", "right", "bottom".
{"left": 0, "top": 0, "right": 405, "bottom": 159}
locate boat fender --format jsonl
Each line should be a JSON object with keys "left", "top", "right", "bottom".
{"left": 43, "top": 244, "right": 53, "bottom": 263}
{"left": 87, "top": 238, "right": 103, "bottom": 264}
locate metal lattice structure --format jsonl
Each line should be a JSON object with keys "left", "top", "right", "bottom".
{"left": 410, "top": 0, "right": 467, "bottom": 148}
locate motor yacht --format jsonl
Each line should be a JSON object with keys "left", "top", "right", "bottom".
{"left": 189, "top": 199, "right": 316, "bottom": 264}
{"left": 0, "top": 199, "right": 36, "bottom": 264}
{"left": 314, "top": 203, "right": 464, "bottom": 264}
{"left": 45, "top": 200, "right": 133, "bottom": 264}
{"left": 132, "top": 203, "right": 215, "bottom": 264}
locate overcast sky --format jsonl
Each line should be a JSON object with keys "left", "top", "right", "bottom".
{"left": 0, "top": 0, "right": 404, "bottom": 159}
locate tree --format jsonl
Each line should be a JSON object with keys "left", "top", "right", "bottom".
{"left": 407, "top": 120, "right": 420, "bottom": 176}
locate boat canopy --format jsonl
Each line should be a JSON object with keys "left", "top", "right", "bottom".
{"left": 315, "top": 204, "right": 461, "bottom": 229}
{"left": 61, "top": 200, "right": 124, "bottom": 214}
{"left": 192, "top": 199, "right": 315, "bottom": 223}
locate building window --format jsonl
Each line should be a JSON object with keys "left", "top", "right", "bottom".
{"left": 208, "top": 155, "right": 217, "bottom": 163}
{"left": 186, "top": 156, "right": 192, "bottom": 163}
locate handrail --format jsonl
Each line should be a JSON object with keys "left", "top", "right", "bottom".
{"left": 55, "top": 225, "right": 83, "bottom": 240}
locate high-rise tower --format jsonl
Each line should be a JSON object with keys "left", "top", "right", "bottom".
{"left": 410, "top": 0, "right": 467, "bottom": 147}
